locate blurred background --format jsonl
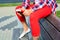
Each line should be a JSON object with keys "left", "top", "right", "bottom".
{"left": 0, "top": 0, "right": 60, "bottom": 40}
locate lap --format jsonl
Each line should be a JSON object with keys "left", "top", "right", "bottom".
{"left": 30, "top": 5, "right": 52, "bottom": 19}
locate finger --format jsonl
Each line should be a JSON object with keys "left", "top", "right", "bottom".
{"left": 17, "top": 13, "right": 22, "bottom": 16}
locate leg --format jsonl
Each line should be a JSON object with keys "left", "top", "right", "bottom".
{"left": 30, "top": 6, "right": 52, "bottom": 40}
{"left": 15, "top": 6, "right": 30, "bottom": 38}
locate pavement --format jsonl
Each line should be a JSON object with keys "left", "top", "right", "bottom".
{"left": 0, "top": 5, "right": 33, "bottom": 40}
{"left": 0, "top": 3, "right": 60, "bottom": 40}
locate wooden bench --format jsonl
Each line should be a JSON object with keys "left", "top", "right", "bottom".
{"left": 40, "top": 14, "right": 60, "bottom": 40}
{"left": 10, "top": 13, "right": 60, "bottom": 40}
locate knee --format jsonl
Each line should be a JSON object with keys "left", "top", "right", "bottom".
{"left": 15, "top": 6, "right": 25, "bottom": 22}
{"left": 30, "top": 14, "right": 36, "bottom": 22}
{"left": 15, "top": 5, "right": 22, "bottom": 9}
{"left": 15, "top": 6, "right": 22, "bottom": 13}
{"left": 30, "top": 13, "right": 39, "bottom": 21}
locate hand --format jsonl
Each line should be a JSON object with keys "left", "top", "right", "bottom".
{"left": 20, "top": 7, "right": 26, "bottom": 12}
{"left": 23, "top": 9, "right": 33, "bottom": 16}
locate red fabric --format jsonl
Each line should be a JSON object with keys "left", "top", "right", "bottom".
{"left": 15, "top": 5, "right": 52, "bottom": 37}
{"left": 15, "top": 4, "right": 34, "bottom": 22}
{"left": 16, "top": 6, "right": 22, "bottom": 9}
{"left": 30, "top": 5, "right": 52, "bottom": 37}
{"left": 15, "top": 6, "right": 25, "bottom": 22}
{"left": 16, "top": 12, "right": 25, "bottom": 22}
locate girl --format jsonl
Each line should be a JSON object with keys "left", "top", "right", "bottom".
{"left": 15, "top": 0, "right": 31, "bottom": 39}
{"left": 16, "top": 0, "right": 58, "bottom": 40}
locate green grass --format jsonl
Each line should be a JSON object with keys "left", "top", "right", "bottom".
{"left": 0, "top": 2, "right": 22, "bottom": 7}
{"left": 56, "top": 11, "right": 60, "bottom": 18}
{"left": 57, "top": 0, "right": 60, "bottom": 3}
{"left": 0, "top": 2, "right": 34, "bottom": 7}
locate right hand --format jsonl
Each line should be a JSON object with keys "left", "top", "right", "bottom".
{"left": 23, "top": 9, "right": 33, "bottom": 16}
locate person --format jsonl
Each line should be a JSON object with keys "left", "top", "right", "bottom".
{"left": 15, "top": 3, "right": 31, "bottom": 39}
{"left": 16, "top": 0, "right": 58, "bottom": 40}
{"left": 15, "top": 1, "right": 34, "bottom": 39}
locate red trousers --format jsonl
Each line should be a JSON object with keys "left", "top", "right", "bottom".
{"left": 15, "top": 5, "right": 52, "bottom": 37}
{"left": 15, "top": 6, "right": 25, "bottom": 22}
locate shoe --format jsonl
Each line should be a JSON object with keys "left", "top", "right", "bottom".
{"left": 19, "top": 28, "right": 30, "bottom": 39}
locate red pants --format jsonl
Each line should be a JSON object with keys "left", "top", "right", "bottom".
{"left": 15, "top": 4, "right": 33, "bottom": 22}
{"left": 15, "top": 5, "right": 52, "bottom": 37}
{"left": 15, "top": 6, "right": 25, "bottom": 22}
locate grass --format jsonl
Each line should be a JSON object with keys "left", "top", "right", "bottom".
{"left": 57, "top": 0, "right": 60, "bottom": 3}
{"left": 56, "top": 11, "right": 60, "bottom": 18}
{"left": 0, "top": 2, "right": 22, "bottom": 7}
{"left": 0, "top": 2, "right": 34, "bottom": 7}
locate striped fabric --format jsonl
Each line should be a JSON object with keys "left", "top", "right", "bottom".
{"left": 22, "top": 0, "right": 58, "bottom": 14}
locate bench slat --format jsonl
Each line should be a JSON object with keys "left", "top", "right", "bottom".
{"left": 46, "top": 14, "right": 60, "bottom": 32}
{"left": 40, "top": 17, "right": 60, "bottom": 40}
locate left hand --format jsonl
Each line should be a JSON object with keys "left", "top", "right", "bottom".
{"left": 23, "top": 9, "right": 33, "bottom": 16}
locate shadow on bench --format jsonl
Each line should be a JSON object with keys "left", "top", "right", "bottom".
{"left": 40, "top": 14, "right": 60, "bottom": 40}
